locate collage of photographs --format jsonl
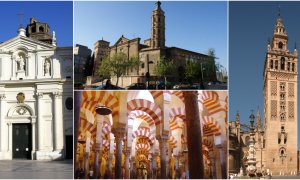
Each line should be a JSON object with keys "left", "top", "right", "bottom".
{"left": 0, "top": 0, "right": 299, "bottom": 179}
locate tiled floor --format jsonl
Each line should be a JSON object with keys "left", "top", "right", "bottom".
{"left": 0, "top": 160, "right": 73, "bottom": 179}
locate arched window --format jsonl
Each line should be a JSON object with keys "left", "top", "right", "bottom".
{"left": 270, "top": 60, "right": 274, "bottom": 69}
{"left": 278, "top": 42, "right": 283, "bottom": 49}
{"left": 287, "top": 62, "right": 291, "bottom": 71}
{"left": 280, "top": 113, "right": 286, "bottom": 121}
{"left": 39, "top": 26, "right": 44, "bottom": 32}
{"left": 292, "top": 63, "right": 295, "bottom": 72}
{"left": 281, "top": 57, "right": 285, "bottom": 70}
{"left": 31, "top": 26, "right": 36, "bottom": 33}
{"left": 275, "top": 60, "right": 278, "bottom": 69}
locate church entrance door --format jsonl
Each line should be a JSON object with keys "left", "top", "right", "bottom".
{"left": 12, "top": 123, "right": 32, "bottom": 159}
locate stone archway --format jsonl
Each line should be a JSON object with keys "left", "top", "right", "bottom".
{"left": 5, "top": 103, "right": 36, "bottom": 160}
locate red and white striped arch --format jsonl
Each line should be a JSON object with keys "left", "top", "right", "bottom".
{"left": 132, "top": 127, "right": 155, "bottom": 145}
{"left": 201, "top": 116, "right": 221, "bottom": 136}
{"left": 136, "top": 143, "right": 151, "bottom": 152}
{"left": 81, "top": 91, "right": 119, "bottom": 119}
{"left": 102, "top": 121, "right": 111, "bottom": 139}
{"left": 128, "top": 110, "right": 155, "bottom": 127}
{"left": 169, "top": 135, "right": 177, "bottom": 148}
{"left": 169, "top": 107, "right": 186, "bottom": 130}
{"left": 102, "top": 139, "right": 110, "bottom": 149}
{"left": 202, "top": 138, "right": 214, "bottom": 152}
{"left": 199, "top": 91, "right": 226, "bottom": 116}
{"left": 127, "top": 99, "right": 162, "bottom": 125}
{"left": 78, "top": 117, "right": 96, "bottom": 139}
{"left": 172, "top": 91, "right": 185, "bottom": 103}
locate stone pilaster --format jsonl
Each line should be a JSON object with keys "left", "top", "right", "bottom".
{"left": 0, "top": 94, "right": 6, "bottom": 154}
{"left": 53, "top": 91, "right": 64, "bottom": 152}
{"left": 36, "top": 93, "right": 44, "bottom": 150}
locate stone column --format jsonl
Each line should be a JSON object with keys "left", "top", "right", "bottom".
{"left": 158, "top": 136, "right": 168, "bottom": 179}
{"left": 106, "top": 154, "right": 113, "bottom": 178}
{"left": 53, "top": 92, "right": 64, "bottom": 152}
{"left": 217, "top": 145, "right": 226, "bottom": 179}
{"left": 0, "top": 94, "right": 6, "bottom": 153}
{"left": 113, "top": 130, "right": 125, "bottom": 179}
{"left": 148, "top": 156, "right": 153, "bottom": 179}
{"left": 152, "top": 153, "right": 157, "bottom": 179}
{"left": 183, "top": 91, "right": 204, "bottom": 178}
{"left": 31, "top": 119, "right": 36, "bottom": 158}
{"left": 175, "top": 155, "right": 180, "bottom": 179}
{"left": 125, "top": 150, "right": 131, "bottom": 179}
{"left": 84, "top": 152, "right": 90, "bottom": 179}
{"left": 37, "top": 93, "right": 44, "bottom": 151}
{"left": 8, "top": 122, "right": 12, "bottom": 152}
{"left": 93, "top": 149, "right": 100, "bottom": 178}
{"left": 130, "top": 156, "right": 135, "bottom": 179}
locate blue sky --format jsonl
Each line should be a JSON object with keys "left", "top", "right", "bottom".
{"left": 229, "top": 1, "right": 300, "bottom": 149}
{"left": 74, "top": 1, "right": 228, "bottom": 69}
{"left": 0, "top": 1, "right": 73, "bottom": 46}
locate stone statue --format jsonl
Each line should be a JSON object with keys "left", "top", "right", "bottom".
{"left": 16, "top": 55, "right": 25, "bottom": 71}
{"left": 44, "top": 60, "right": 50, "bottom": 76}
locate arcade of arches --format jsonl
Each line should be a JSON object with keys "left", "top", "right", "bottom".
{"left": 74, "top": 90, "right": 228, "bottom": 179}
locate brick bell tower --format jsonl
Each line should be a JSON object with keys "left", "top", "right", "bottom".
{"left": 151, "top": 1, "right": 165, "bottom": 49}
{"left": 263, "top": 10, "right": 298, "bottom": 175}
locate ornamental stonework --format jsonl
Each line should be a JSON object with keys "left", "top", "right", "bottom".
{"left": 271, "top": 100, "right": 277, "bottom": 119}
{"left": 288, "top": 83, "right": 294, "bottom": 97}
{"left": 288, "top": 101, "right": 294, "bottom": 120}
{"left": 271, "top": 81, "right": 277, "bottom": 96}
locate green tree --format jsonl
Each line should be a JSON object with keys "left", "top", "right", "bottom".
{"left": 153, "top": 57, "right": 176, "bottom": 88}
{"left": 184, "top": 61, "right": 201, "bottom": 84}
{"left": 95, "top": 52, "right": 140, "bottom": 86}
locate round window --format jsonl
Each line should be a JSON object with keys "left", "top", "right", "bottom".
{"left": 65, "top": 97, "right": 73, "bottom": 110}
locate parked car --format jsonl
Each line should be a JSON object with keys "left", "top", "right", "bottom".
{"left": 126, "top": 83, "right": 147, "bottom": 90}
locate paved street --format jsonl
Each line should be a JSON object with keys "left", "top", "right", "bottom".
{"left": 0, "top": 160, "right": 73, "bottom": 179}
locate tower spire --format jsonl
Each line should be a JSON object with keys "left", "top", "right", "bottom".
{"left": 256, "top": 106, "right": 262, "bottom": 132}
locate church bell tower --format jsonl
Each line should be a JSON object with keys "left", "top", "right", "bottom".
{"left": 151, "top": 1, "right": 165, "bottom": 49}
{"left": 263, "top": 11, "right": 298, "bottom": 175}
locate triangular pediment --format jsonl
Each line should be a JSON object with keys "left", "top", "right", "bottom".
{"left": 0, "top": 35, "right": 54, "bottom": 53}
{"left": 114, "top": 35, "right": 130, "bottom": 46}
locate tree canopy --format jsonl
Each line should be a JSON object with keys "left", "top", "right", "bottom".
{"left": 95, "top": 52, "right": 140, "bottom": 86}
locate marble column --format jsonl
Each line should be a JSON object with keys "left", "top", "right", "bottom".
{"left": 113, "top": 130, "right": 125, "bottom": 179}
{"left": 31, "top": 119, "right": 36, "bottom": 158}
{"left": 130, "top": 156, "right": 135, "bottom": 179}
{"left": 0, "top": 94, "right": 6, "bottom": 153}
{"left": 217, "top": 145, "right": 226, "bottom": 179}
{"left": 84, "top": 152, "right": 90, "bottom": 179}
{"left": 175, "top": 155, "right": 180, "bottom": 179}
{"left": 93, "top": 149, "right": 100, "bottom": 178}
{"left": 152, "top": 153, "right": 157, "bottom": 179}
{"left": 36, "top": 93, "right": 44, "bottom": 150}
{"left": 158, "top": 137, "right": 168, "bottom": 179}
{"left": 125, "top": 150, "right": 131, "bottom": 179}
{"left": 149, "top": 156, "right": 153, "bottom": 179}
{"left": 53, "top": 92, "right": 64, "bottom": 152}
{"left": 8, "top": 122, "right": 12, "bottom": 152}
{"left": 183, "top": 91, "right": 204, "bottom": 178}
{"left": 106, "top": 154, "right": 113, "bottom": 178}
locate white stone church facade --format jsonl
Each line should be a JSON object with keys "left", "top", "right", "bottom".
{"left": 0, "top": 18, "right": 73, "bottom": 160}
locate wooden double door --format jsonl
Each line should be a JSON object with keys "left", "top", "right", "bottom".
{"left": 12, "top": 123, "right": 32, "bottom": 159}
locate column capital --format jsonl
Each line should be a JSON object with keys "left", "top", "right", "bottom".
{"left": 112, "top": 128, "right": 126, "bottom": 140}
{"left": 36, "top": 92, "right": 43, "bottom": 98}
{"left": 53, "top": 91, "right": 62, "bottom": 98}
{"left": 0, "top": 94, "right": 6, "bottom": 100}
